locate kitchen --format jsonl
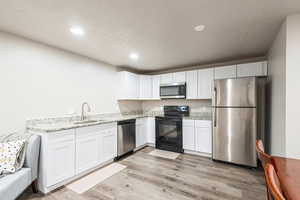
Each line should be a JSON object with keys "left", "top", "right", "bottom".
{"left": 0, "top": 1, "right": 300, "bottom": 200}
{"left": 16, "top": 61, "right": 272, "bottom": 199}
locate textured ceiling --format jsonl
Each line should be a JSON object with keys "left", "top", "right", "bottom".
{"left": 0, "top": 0, "right": 300, "bottom": 72}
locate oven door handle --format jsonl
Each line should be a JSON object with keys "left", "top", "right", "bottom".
{"left": 155, "top": 117, "right": 182, "bottom": 122}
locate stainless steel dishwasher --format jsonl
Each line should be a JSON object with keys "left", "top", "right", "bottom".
{"left": 117, "top": 119, "right": 136, "bottom": 157}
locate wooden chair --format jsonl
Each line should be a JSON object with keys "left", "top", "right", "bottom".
{"left": 256, "top": 140, "right": 273, "bottom": 200}
{"left": 256, "top": 140, "right": 272, "bottom": 168}
{"left": 265, "top": 164, "right": 286, "bottom": 200}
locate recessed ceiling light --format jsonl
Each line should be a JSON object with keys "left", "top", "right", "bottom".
{"left": 194, "top": 25, "right": 205, "bottom": 32}
{"left": 70, "top": 26, "right": 85, "bottom": 36}
{"left": 129, "top": 53, "right": 139, "bottom": 60}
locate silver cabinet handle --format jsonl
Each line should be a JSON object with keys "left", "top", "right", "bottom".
{"left": 214, "top": 87, "right": 217, "bottom": 127}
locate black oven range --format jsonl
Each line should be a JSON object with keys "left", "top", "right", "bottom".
{"left": 155, "top": 106, "right": 189, "bottom": 153}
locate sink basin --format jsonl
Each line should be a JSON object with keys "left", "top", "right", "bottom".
{"left": 72, "top": 120, "right": 104, "bottom": 125}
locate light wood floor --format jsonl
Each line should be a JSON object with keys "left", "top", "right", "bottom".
{"left": 18, "top": 147, "right": 266, "bottom": 200}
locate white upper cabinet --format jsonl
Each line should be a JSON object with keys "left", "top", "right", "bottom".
{"left": 214, "top": 65, "right": 237, "bottom": 80}
{"left": 160, "top": 72, "right": 186, "bottom": 84}
{"left": 117, "top": 71, "right": 139, "bottom": 99}
{"left": 118, "top": 61, "right": 267, "bottom": 101}
{"left": 186, "top": 70, "right": 198, "bottom": 99}
{"left": 152, "top": 75, "right": 160, "bottom": 100}
{"left": 173, "top": 72, "right": 186, "bottom": 82}
{"left": 139, "top": 75, "right": 153, "bottom": 99}
{"left": 237, "top": 61, "right": 268, "bottom": 77}
{"left": 198, "top": 68, "right": 214, "bottom": 99}
{"left": 160, "top": 73, "right": 173, "bottom": 84}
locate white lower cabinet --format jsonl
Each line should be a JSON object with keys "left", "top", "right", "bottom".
{"left": 75, "top": 131, "right": 99, "bottom": 174}
{"left": 46, "top": 130, "right": 76, "bottom": 187}
{"left": 195, "top": 127, "right": 212, "bottom": 154}
{"left": 136, "top": 118, "right": 147, "bottom": 148}
{"left": 37, "top": 123, "right": 117, "bottom": 193}
{"left": 147, "top": 117, "right": 156, "bottom": 144}
{"left": 195, "top": 120, "right": 212, "bottom": 154}
{"left": 136, "top": 117, "right": 155, "bottom": 148}
{"left": 183, "top": 120, "right": 212, "bottom": 155}
{"left": 99, "top": 127, "right": 117, "bottom": 163}
{"left": 183, "top": 120, "right": 195, "bottom": 151}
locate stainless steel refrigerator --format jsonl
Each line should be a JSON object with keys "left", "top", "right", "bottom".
{"left": 212, "top": 77, "right": 266, "bottom": 167}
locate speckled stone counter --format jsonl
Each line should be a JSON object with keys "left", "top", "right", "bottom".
{"left": 26, "top": 112, "right": 211, "bottom": 133}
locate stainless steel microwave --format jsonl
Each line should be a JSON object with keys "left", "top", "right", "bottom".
{"left": 160, "top": 82, "right": 186, "bottom": 99}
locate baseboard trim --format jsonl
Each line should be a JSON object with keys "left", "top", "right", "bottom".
{"left": 184, "top": 150, "right": 212, "bottom": 158}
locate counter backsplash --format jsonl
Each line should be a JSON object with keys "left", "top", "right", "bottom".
{"left": 142, "top": 99, "right": 212, "bottom": 113}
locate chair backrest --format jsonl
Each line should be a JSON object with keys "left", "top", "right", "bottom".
{"left": 265, "top": 164, "right": 286, "bottom": 200}
{"left": 256, "top": 140, "right": 272, "bottom": 168}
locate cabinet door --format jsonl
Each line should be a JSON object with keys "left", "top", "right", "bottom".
{"left": 130, "top": 73, "right": 140, "bottom": 99}
{"left": 183, "top": 120, "right": 195, "bottom": 151}
{"left": 152, "top": 75, "right": 161, "bottom": 99}
{"left": 147, "top": 117, "right": 156, "bottom": 144}
{"left": 237, "top": 61, "right": 268, "bottom": 77}
{"left": 47, "top": 139, "right": 75, "bottom": 186}
{"left": 135, "top": 124, "right": 143, "bottom": 147}
{"left": 100, "top": 128, "right": 117, "bottom": 163}
{"left": 117, "top": 71, "right": 139, "bottom": 99}
{"left": 160, "top": 73, "right": 173, "bottom": 84}
{"left": 139, "top": 75, "right": 153, "bottom": 99}
{"left": 141, "top": 123, "right": 148, "bottom": 145}
{"left": 214, "top": 65, "right": 236, "bottom": 80}
{"left": 136, "top": 118, "right": 148, "bottom": 147}
{"left": 195, "top": 121, "right": 212, "bottom": 154}
{"left": 198, "top": 68, "right": 214, "bottom": 99}
{"left": 186, "top": 70, "right": 198, "bottom": 99}
{"left": 117, "top": 71, "right": 127, "bottom": 99}
{"left": 75, "top": 133, "right": 99, "bottom": 174}
{"left": 173, "top": 72, "right": 186, "bottom": 82}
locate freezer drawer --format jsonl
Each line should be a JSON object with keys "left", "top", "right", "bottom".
{"left": 213, "top": 107, "right": 257, "bottom": 167}
{"left": 213, "top": 77, "right": 257, "bottom": 107}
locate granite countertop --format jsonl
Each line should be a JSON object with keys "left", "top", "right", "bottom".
{"left": 26, "top": 112, "right": 211, "bottom": 133}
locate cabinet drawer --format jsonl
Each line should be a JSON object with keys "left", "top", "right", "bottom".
{"left": 183, "top": 119, "right": 195, "bottom": 127}
{"left": 136, "top": 118, "right": 147, "bottom": 125}
{"left": 195, "top": 120, "right": 211, "bottom": 128}
{"left": 76, "top": 123, "right": 116, "bottom": 136}
{"left": 48, "top": 129, "right": 75, "bottom": 143}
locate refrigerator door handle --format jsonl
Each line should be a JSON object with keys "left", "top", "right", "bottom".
{"left": 214, "top": 87, "right": 217, "bottom": 127}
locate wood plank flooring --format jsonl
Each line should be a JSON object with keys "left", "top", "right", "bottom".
{"left": 18, "top": 147, "right": 266, "bottom": 200}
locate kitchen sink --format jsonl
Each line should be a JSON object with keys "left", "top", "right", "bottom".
{"left": 72, "top": 120, "right": 104, "bottom": 125}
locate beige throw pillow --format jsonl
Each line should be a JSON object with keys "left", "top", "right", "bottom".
{"left": 0, "top": 140, "right": 25, "bottom": 174}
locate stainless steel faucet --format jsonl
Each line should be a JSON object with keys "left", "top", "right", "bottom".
{"left": 81, "top": 102, "right": 91, "bottom": 121}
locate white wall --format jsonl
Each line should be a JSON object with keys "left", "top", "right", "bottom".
{"left": 268, "top": 14, "right": 300, "bottom": 159}
{"left": 267, "top": 21, "right": 286, "bottom": 156}
{"left": 285, "top": 14, "right": 300, "bottom": 159}
{"left": 0, "top": 31, "right": 119, "bottom": 134}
